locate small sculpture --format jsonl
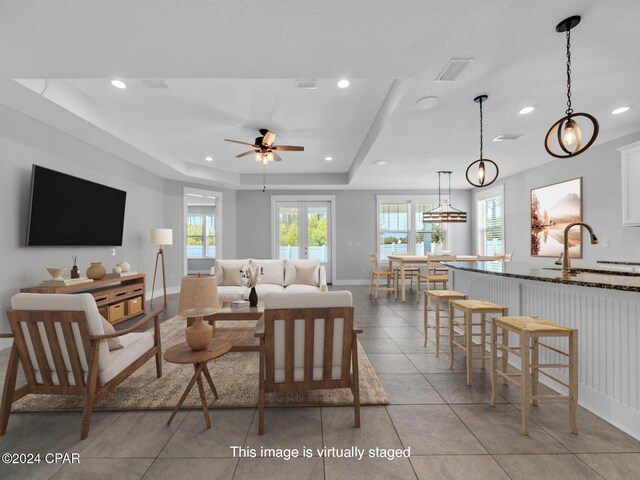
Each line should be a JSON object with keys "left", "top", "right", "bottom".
{"left": 117, "top": 261, "right": 131, "bottom": 272}
{"left": 112, "top": 265, "right": 123, "bottom": 274}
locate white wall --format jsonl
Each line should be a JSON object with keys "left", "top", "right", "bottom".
{"left": 479, "top": 131, "right": 640, "bottom": 264}
{"left": 0, "top": 104, "right": 166, "bottom": 349}
{"left": 235, "top": 189, "right": 472, "bottom": 283}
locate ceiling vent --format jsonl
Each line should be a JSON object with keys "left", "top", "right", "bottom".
{"left": 434, "top": 58, "right": 474, "bottom": 82}
{"left": 142, "top": 79, "right": 170, "bottom": 89}
{"left": 295, "top": 79, "right": 317, "bottom": 89}
{"left": 493, "top": 134, "right": 525, "bottom": 142}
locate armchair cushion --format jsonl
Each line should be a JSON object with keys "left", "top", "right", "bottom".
{"left": 100, "top": 316, "right": 124, "bottom": 351}
{"left": 264, "top": 291, "right": 353, "bottom": 382}
{"left": 11, "top": 293, "right": 111, "bottom": 374}
{"left": 99, "top": 332, "right": 154, "bottom": 383}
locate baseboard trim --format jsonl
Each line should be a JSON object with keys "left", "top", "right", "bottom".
{"left": 332, "top": 279, "right": 370, "bottom": 286}
{"left": 146, "top": 286, "right": 180, "bottom": 300}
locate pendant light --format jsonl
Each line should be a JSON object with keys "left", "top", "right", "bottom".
{"left": 544, "top": 15, "right": 599, "bottom": 158}
{"left": 423, "top": 171, "right": 467, "bottom": 223}
{"left": 465, "top": 95, "right": 499, "bottom": 187}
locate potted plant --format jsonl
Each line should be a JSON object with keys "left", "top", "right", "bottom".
{"left": 431, "top": 225, "right": 445, "bottom": 255}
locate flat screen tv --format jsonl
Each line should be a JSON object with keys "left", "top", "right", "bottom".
{"left": 27, "top": 165, "right": 127, "bottom": 246}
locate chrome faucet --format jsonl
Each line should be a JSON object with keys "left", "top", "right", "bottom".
{"left": 562, "top": 222, "right": 599, "bottom": 274}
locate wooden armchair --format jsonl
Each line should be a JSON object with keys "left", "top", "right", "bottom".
{"left": 255, "top": 291, "right": 362, "bottom": 435}
{"left": 1, "top": 293, "right": 162, "bottom": 440}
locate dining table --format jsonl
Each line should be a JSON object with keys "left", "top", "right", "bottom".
{"left": 387, "top": 254, "right": 479, "bottom": 302}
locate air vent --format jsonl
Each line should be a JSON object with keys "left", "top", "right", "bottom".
{"left": 434, "top": 58, "right": 474, "bottom": 82}
{"left": 295, "top": 79, "right": 317, "bottom": 89}
{"left": 142, "top": 79, "right": 170, "bottom": 89}
{"left": 493, "top": 134, "right": 525, "bottom": 142}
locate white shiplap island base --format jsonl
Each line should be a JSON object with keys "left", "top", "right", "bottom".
{"left": 446, "top": 261, "right": 640, "bottom": 440}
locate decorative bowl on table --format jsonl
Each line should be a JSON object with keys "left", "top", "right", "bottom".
{"left": 46, "top": 267, "right": 68, "bottom": 281}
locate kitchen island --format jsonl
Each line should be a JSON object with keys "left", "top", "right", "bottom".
{"left": 445, "top": 261, "right": 640, "bottom": 439}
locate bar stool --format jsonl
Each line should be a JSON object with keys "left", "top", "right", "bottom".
{"left": 424, "top": 289, "right": 468, "bottom": 356}
{"left": 489, "top": 316, "right": 578, "bottom": 435}
{"left": 449, "top": 299, "right": 508, "bottom": 385}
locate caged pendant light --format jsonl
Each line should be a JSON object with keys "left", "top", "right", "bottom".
{"left": 465, "top": 95, "right": 499, "bottom": 187}
{"left": 423, "top": 171, "right": 467, "bottom": 223}
{"left": 544, "top": 15, "right": 599, "bottom": 158}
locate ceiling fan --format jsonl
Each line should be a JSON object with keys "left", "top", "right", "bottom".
{"left": 224, "top": 128, "right": 304, "bottom": 164}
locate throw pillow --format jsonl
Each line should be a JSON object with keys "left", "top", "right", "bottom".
{"left": 221, "top": 265, "right": 243, "bottom": 286}
{"left": 100, "top": 316, "right": 124, "bottom": 350}
{"left": 295, "top": 264, "right": 318, "bottom": 286}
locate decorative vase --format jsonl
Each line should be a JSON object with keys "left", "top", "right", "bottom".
{"left": 70, "top": 265, "right": 80, "bottom": 279}
{"left": 249, "top": 287, "right": 258, "bottom": 307}
{"left": 86, "top": 262, "right": 106, "bottom": 280}
{"left": 434, "top": 243, "right": 443, "bottom": 255}
{"left": 185, "top": 316, "right": 213, "bottom": 350}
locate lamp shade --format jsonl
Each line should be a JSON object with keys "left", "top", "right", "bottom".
{"left": 149, "top": 228, "right": 173, "bottom": 246}
{"left": 179, "top": 275, "right": 219, "bottom": 313}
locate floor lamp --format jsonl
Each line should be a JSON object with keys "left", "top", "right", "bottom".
{"left": 150, "top": 228, "right": 173, "bottom": 306}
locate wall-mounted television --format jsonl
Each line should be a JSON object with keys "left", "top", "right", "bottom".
{"left": 26, "top": 165, "right": 127, "bottom": 246}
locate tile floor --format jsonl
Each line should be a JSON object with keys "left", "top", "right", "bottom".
{"left": 0, "top": 286, "right": 639, "bottom": 479}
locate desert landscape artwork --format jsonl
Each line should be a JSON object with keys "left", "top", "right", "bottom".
{"left": 531, "top": 177, "right": 582, "bottom": 257}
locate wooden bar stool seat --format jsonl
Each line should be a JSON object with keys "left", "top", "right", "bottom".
{"left": 489, "top": 315, "right": 578, "bottom": 435}
{"left": 423, "top": 289, "right": 468, "bottom": 356}
{"left": 449, "top": 299, "right": 508, "bottom": 385}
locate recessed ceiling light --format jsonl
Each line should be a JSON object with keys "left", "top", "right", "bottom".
{"left": 373, "top": 160, "right": 386, "bottom": 166}
{"left": 204, "top": 156, "right": 213, "bottom": 162}
{"left": 612, "top": 106, "right": 631, "bottom": 115}
{"left": 519, "top": 105, "right": 536, "bottom": 115}
{"left": 324, "top": 156, "right": 333, "bottom": 161}
{"left": 337, "top": 79, "right": 350, "bottom": 89}
{"left": 110, "top": 79, "right": 127, "bottom": 89}
{"left": 415, "top": 96, "right": 440, "bottom": 110}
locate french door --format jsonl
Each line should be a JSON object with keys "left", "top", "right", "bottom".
{"left": 274, "top": 201, "right": 332, "bottom": 282}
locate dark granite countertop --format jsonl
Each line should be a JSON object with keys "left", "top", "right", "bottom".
{"left": 444, "top": 262, "right": 640, "bottom": 293}
{"left": 597, "top": 260, "right": 640, "bottom": 266}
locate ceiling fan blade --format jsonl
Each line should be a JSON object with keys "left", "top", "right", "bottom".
{"left": 236, "top": 150, "right": 258, "bottom": 158}
{"left": 271, "top": 145, "right": 304, "bottom": 151}
{"left": 273, "top": 152, "right": 282, "bottom": 162}
{"left": 262, "top": 131, "right": 276, "bottom": 147}
{"left": 225, "top": 139, "right": 259, "bottom": 147}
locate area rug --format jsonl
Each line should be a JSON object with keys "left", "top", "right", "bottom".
{"left": 12, "top": 316, "right": 389, "bottom": 411}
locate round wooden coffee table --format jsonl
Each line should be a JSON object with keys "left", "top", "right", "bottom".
{"left": 164, "top": 338, "right": 232, "bottom": 429}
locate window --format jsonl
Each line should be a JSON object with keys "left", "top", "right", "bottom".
{"left": 377, "top": 196, "right": 448, "bottom": 261}
{"left": 476, "top": 186, "right": 504, "bottom": 256}
{"left": 186, "top": 214, "right": 216, "bottom": 258}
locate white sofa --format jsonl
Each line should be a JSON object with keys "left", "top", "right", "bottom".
{"left": 212, "top": 258, "right": 328, "bottom": 303}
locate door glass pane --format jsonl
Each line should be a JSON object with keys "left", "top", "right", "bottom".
{"left": 307, "top": 206, "right": 328, "bottom": 262}
{"left": 186, "top": 215, "right": 204, "bottom": 258}
{"left": 279, "top": 206, "right": 299, "bottom": 259}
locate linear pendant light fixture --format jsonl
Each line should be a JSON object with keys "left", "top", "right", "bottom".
{"left": 424, "top": 171, "right": 467, "bottom": 223}
{"left": 544, "top": 15, "right": 599, "bottom": 158}
{"left": 466, "top": 95, "right": 499, "bottom": 187}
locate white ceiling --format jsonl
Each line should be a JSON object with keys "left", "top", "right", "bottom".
{"left": 1, "top": 0, "right": 639, "bottom": 189}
